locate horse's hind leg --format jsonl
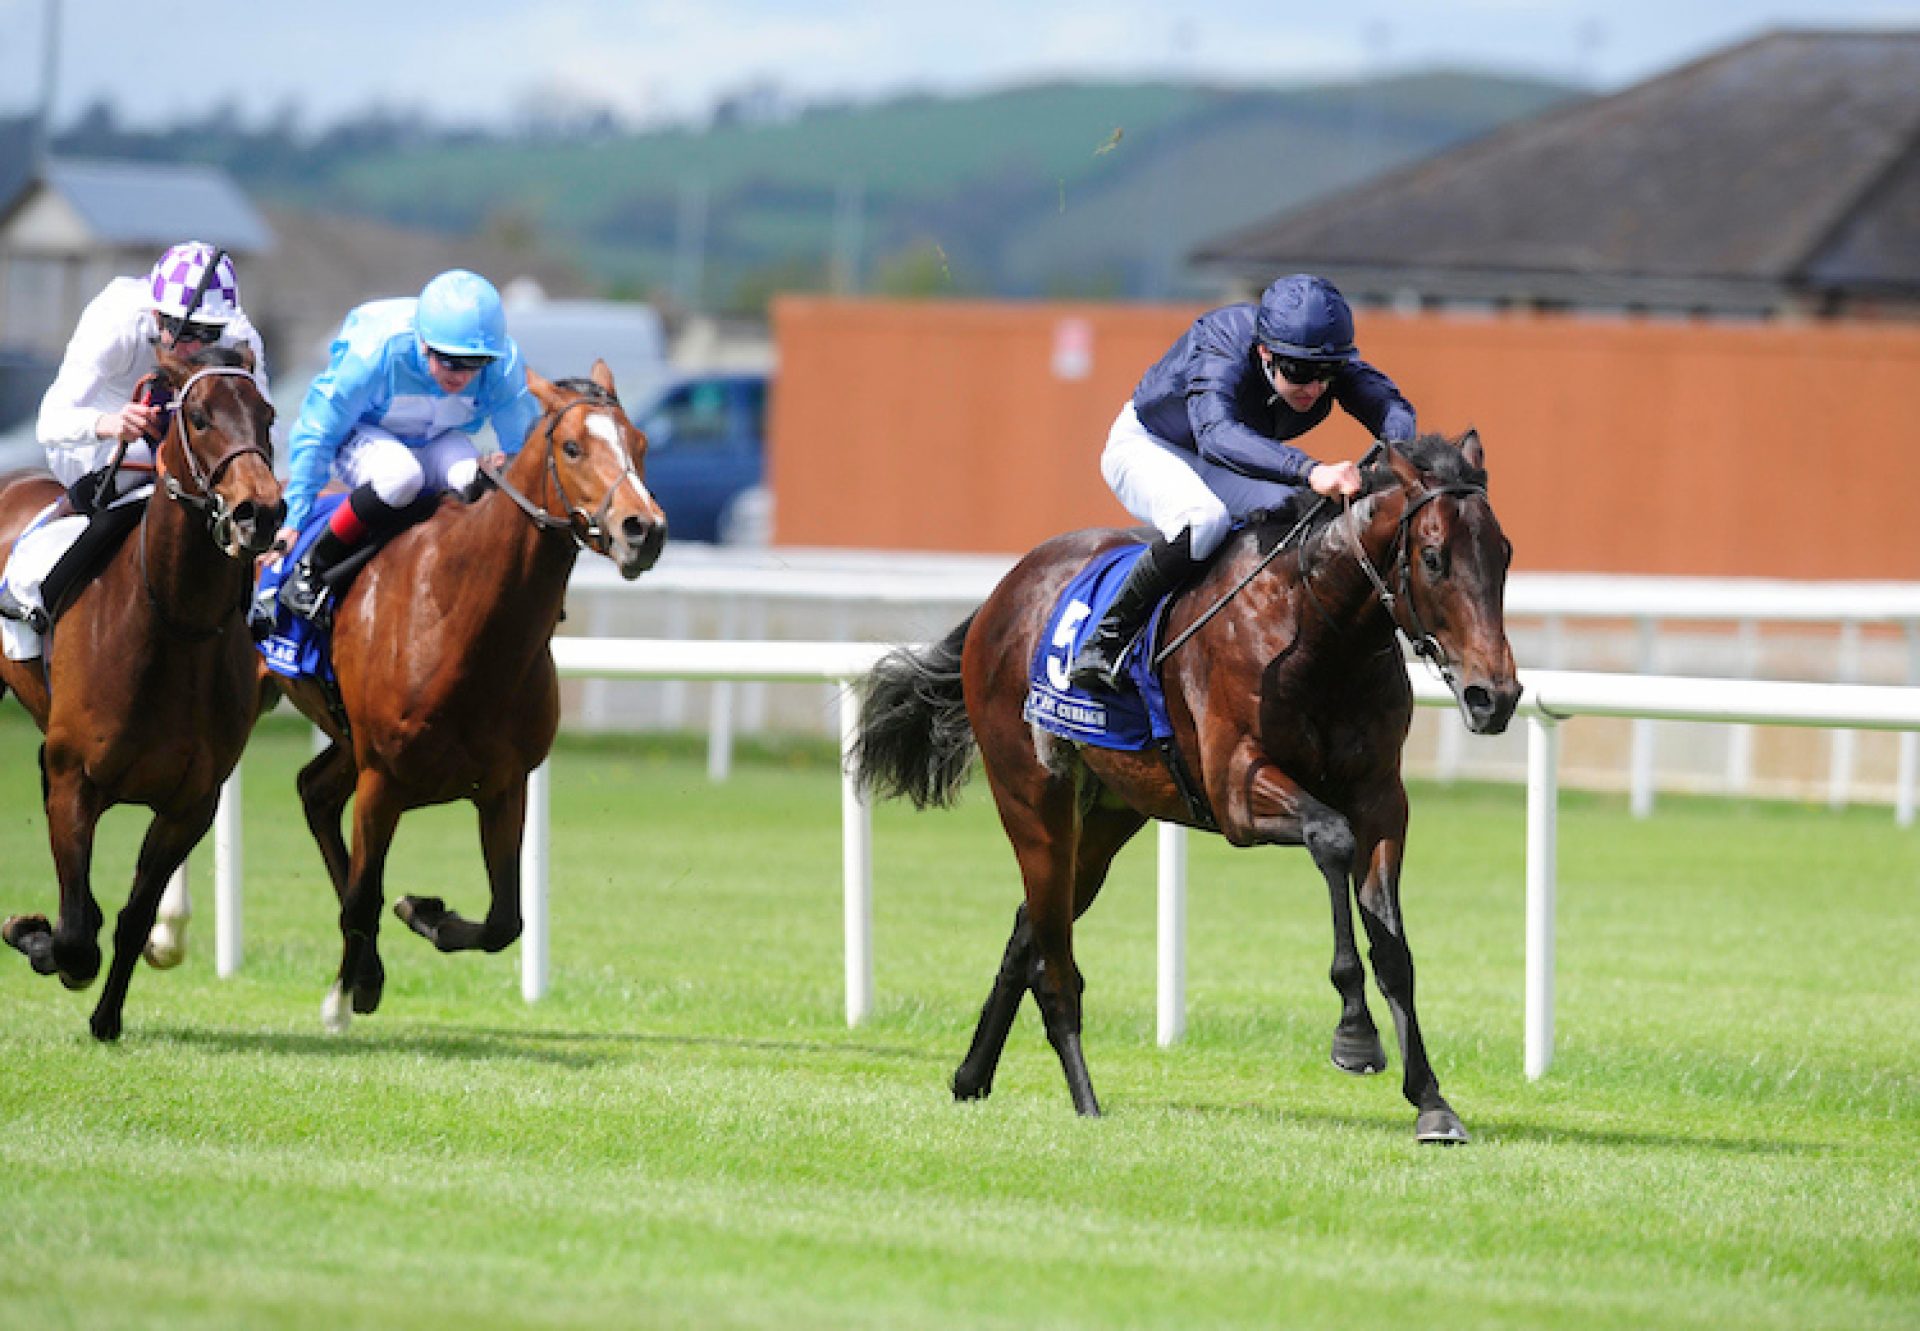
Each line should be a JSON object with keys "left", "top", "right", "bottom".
{"left": 91, "top": 802, "right": 217, "bottom": 1041}
{"left": 953, "top": 799, "right": 1144, "bottom": 1106}
{"left": 299, "top": 742, "right": 384, "bottom": 1007}
{"left": 395, "top": 780, "right": 526, "bottom": 954}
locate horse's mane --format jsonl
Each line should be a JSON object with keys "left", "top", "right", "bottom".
{"left": 552, "top": 377, "right": 616, "bottom": 403}
{"left": 1248, "top": 431, "right": 1485, "bottom": 558}
{"left": 186, "top": 345, "right": 248, "bottom": 369}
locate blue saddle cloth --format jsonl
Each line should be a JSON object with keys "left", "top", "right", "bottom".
{"left": 252, "top": 494, "right": 345, "bottom": 685}
{"left": 1022, "top": 544, "right": 1176, "bottom": 751}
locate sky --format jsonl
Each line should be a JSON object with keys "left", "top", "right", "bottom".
{"left": 3, "top": 0, "right": 1917, "bottom": 131}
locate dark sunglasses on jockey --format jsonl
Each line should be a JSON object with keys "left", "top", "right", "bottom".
{"left": 158, "top": 313, "right": 223, "bottom": 344}
{"left": 428, "top": 347, "right": 496, "bottom": 373}
{"left": 1268, "top": 353, "right": 1340, "bottom": 386}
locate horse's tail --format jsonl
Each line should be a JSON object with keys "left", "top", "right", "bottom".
{"left": 851, "top": 612, "right": 978, "bottom": 809}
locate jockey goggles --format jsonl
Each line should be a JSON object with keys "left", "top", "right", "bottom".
{"left": 158, "top": 313, "right": 223, "bottom": 344}
{"left": 1270, "top": 354, "right": 1340, "bottom": 386}
{"left": 428, "top": 348, "right": 495, "bottom": 372}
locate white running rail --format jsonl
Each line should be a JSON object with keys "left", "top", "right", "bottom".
{"left": 198, "top": 640, "right": 1920, "bottom": 1082}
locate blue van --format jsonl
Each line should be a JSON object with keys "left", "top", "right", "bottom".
{"left": 633, "top": 372, "right": 770, "bottom": 545}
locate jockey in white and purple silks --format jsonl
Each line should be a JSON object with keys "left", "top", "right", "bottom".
{"left": 273, "top": 269, "right": 540, "bottom": 619}
{"left": 1069, "top": 273, "right": 1420, "bottom": 692}
{"left": 0, "top": 242, "right": 271, "bottom": 663}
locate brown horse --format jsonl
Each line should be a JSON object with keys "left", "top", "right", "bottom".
{"left": 269, "top": 361, "right": 665, "bottom": 1033}
{"left": 0, "top": 345, "right": 282, "bottom": 1040}
{"left": 853, "top": 432, "right": 1520, "bottom": 1141}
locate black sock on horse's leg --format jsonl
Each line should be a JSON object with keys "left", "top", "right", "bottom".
{"left": 952, "top": 906, "right": 1034, "bottom": 1101}
{"left": 1030, "top": 955, "right": 1101, "bottom": 1117}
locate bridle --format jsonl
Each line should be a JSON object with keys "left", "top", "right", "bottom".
{"left": 1153, "top": 447, "right": 1489, "bottom": 689}
{"left": 1341, "top": 481, "right": 1488, "bottom": 689}
{"left": 156, "top": 366, "right": 276, "bottom": 552}
{"left": 139, "top": 365, "right": 276, "bottom": 638}
{"left": 487, "top": 387, "right": 651, "bottom": 555}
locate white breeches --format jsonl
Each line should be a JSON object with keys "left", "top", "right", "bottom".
{"left": 335, "top": 426, "right": 481, "bottom": 509}
{"left": 1099, "top": 401, "right": 1303, "bottom": 560}
{"left": 0, "top": 481, "right": 155, "bottom": 661}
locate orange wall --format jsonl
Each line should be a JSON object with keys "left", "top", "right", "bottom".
{"left": 769, "top": 297, "right": 1920, "bottom": 578}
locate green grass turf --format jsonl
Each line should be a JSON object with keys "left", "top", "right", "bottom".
{"left": 0, "top": 709, "right": 1914, "bottom": 1329}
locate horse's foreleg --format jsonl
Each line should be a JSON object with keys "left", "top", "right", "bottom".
{"left": 1352, "top": 811, "right": 1466, "bottom": 1144}
{"left": 25, "top": 752, "right": 107, "bottom": 990}
{"left": 91, "top": 802, "right": 217, "bottom": 1041}
{"left": 395, "top": 780, "right": 526, "bottom": 954}
{"left": 323, "top": 770, "right": 402, "bottom": 1033}
{"left": 1212, "top": 739, "right": 1383, "bottom": 1075}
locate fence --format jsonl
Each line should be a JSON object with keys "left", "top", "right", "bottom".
{"left": 565, "top": 550, "right": 1920, "bottom": 817}
{"left": 190, "top": 638, "right": 1920, "bottom": 1082}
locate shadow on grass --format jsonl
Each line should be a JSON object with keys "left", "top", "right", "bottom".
{"left": 146, "top": 1021, "right": 945, "bottom": 1071}
{"left": 1134, "top": 1096, "right": 1836, "bottom": 1156}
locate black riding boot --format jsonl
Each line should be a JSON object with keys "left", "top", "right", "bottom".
{"left": 1069, "top": 530, "right": 1198, "bottom": 693}
{"left": 278, "top": 528, "right": 355, "bottom": 621}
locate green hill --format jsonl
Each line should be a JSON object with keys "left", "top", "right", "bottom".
{"left": 256, "top": 72, "right": 1585, "bottom": 311}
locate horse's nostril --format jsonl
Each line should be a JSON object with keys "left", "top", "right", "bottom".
{"left": 621, "top": 515, "right": 650, "bottom": 543}
{"left": 1464, "top": 685, "right": 1493, "bottom": 715}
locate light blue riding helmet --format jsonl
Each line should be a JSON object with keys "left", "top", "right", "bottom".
{"left": 415, "top": 269, "right": 508, "bottom": 360}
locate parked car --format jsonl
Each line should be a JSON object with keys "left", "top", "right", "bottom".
{"left": 632, "top": 371, "right": 770, "bottom": 545}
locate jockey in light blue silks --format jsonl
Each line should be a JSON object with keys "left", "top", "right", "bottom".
{"left": 273, "top": 269, "right": 540, "bottom": 619}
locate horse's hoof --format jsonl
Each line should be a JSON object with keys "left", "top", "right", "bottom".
{"left": 1331, "top": 1029, "right": 1388, "bottom": 1075}
{"left": 951, "top": 1070, "right": 992, "bottom": 1102}
{"left": 89, "top": 1007, "right": 123, "bottom": 1042}
{"left": 1415, "top": 1107, "right": 1470, "bottom": 1144}
{"left": 321, "top": 983, "right": 352, "bottom": 1035}
{"left": 351, "top": 957, "right": 385, "bottom": 1016}
{"left": 395, "top": 896, "right": 446, "bottom": 942}
{"left": 144, "top": 922, "right": 187, "bottom": 970}
{"left": 2, "top": 914, "right": 50, "bottom": 954}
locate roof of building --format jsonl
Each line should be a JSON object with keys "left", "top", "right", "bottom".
{"left": 1192, "top": 30, "right": 1920, "bottom": 313}
{"left": 16, "top": 157, "right": 274, "bottom": 252}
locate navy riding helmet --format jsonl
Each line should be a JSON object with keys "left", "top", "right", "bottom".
{"left": 1255, "top": 274, "right": 1357, "bottom": 362}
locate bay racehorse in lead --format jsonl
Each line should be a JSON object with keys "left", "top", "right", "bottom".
{"left": 266, "top": 362, "right": 665, "bottom": 1032}
{"left": 0, "top": 345, "right": 282, "bottom": 1039}
{"left": 853, "top": 432, "right": 1519, "bottom": 1141}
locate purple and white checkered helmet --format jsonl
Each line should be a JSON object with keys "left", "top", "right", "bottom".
{"left": 148, "top": 242, "right": 240, "bottom": 324}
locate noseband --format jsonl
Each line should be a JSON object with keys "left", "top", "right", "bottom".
{"left": 1344, "top": 482, "right": 1488, "bottom": 687}
{"left": 158, "top": 366, "right": 275, "bottom": 551}
{"left": 489, "top": 388, "right": 652, "bottom": 554}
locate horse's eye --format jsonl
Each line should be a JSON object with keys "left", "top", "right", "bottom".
{"left": 1421, "top": 546, "right": 1445, "bottom": 577}
{"left": 562, "top": 439, "right": 583, "bottom": 460}
{"left": 188, "top": 407, "right": 211, "bottom": 431}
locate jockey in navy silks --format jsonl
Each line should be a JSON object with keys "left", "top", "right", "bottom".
{"left": 1068, "top": 273, "right": 1419, "bottom": 692}
{"left": 273, "top": 269, "right": 540, "bottom": 619}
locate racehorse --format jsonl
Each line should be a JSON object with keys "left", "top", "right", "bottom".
{"left": 268, "top": 361, "right": 665, "bottom": 1033}
{"left": 0, "top": 345, "right": 282, "bottom": 1039}
{"left": 852, "top": 432, "right": 1520, "bottom": 1141}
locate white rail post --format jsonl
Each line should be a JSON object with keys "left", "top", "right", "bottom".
{"left": 1828, "top": 620, "right": 1861, "bottom": 811}
{"left": 1901, "top": 621, "right": 1920, "bottom": 828}
{"left": 1630, "top": 616, "right": 1657, "bottom": 818}
{"left": 520, "top": 759, "right": 550, "bottom": 1002}
{"left": 1155, "top": 821, "right": 1188, "bottom": 1047}
{"left": 1525, "top": 714, "right": 1561, "bottom": 1081}
{"left": 839, "top": 681, "right": 874, "bottom": 1026}
{"left": 1726, "top": 619, "right": 1758, "bottom": 796}
{"left": 215, "top": 770, "right": 242, "bottom": 977}
{"left": 707, "top": 600, "right": 738, "bottom": 783}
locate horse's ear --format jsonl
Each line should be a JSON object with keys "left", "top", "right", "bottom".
{"left": 526, "top": 367, "right": 564, "bottom": 410}
{"left": 235, "top": 343, "right": 256, "bottom": 374}
{"left": 1384, "top": 440, "right": 1423, "bottom": 492}
{"left": 590, "top": 357, "right": 616, "bottom": 396}
{"left": 1459, "top": 428, "right": 1485, "bottom": 470}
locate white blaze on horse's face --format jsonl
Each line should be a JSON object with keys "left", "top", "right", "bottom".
{"left": 584, "top": 409, "right": 657, "bottom": 507}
